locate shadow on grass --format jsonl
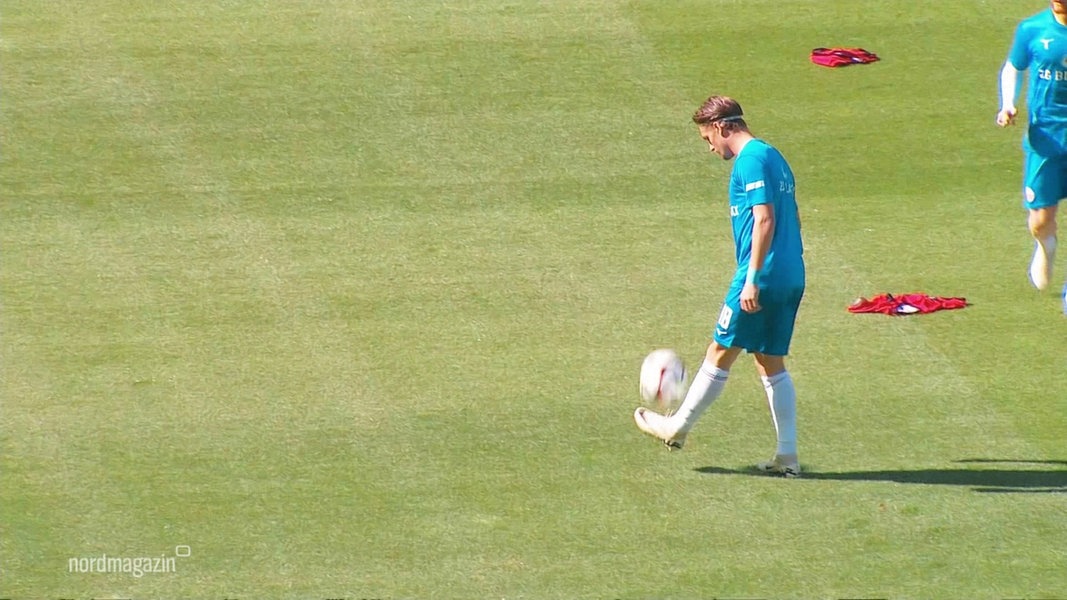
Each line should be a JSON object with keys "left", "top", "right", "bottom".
{"left": 694, "top": 459, "right": 1067, "bottom": 493}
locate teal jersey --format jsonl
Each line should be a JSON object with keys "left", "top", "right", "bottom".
{"left": 1008, "top": 9, "right": 1067, "bottom": 156}
{"left": 728, "top": 139, "right": 805, "bottom": 290}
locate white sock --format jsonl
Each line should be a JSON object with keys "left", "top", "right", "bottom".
{"left": 1039, "top": 235, "right": 1057, "bottom": 257}
{"left": 672, "top": 359, "right": 729, "bottom": 433}
{"left": 762, "top": 371, "right": 797, "bottom": 457}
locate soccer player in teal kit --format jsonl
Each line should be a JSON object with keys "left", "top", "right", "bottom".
{"left": 634, "top": 95, "right": 806, "bottom": 477}
{"left": 997, "top": 0, "right": 1067, "bottom": 308}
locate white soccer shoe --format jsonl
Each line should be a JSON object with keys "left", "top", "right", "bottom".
{"left": 757, "top": 454, "right": 801, "bottom": 478}
{"left": 1029, "top": 238, "right": 1056, "bottom": 290}
{"left": 633, "top": 407, "right": 686, "bottom": 450}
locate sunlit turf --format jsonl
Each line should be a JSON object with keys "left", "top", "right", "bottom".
{"left": 2, "top": 1, "right": 1064, "bottom": 598}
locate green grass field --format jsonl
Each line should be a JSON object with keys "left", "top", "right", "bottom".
{"left": 2, "top": 1, "right": 1066, "bottom": 598}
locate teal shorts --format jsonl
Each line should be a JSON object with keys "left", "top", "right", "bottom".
{"left": 712, "top": 286, "right": 804, "bottom": 356}
{"left": 1023, "top": 150, "right": 1067, "bottom": 210}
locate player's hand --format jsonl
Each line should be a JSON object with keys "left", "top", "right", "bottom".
{"left": 740, "top": 283, "right": 761, "bottom": 313}
{"left": 996, "top": 108, "right": 1017, "bottom": 127}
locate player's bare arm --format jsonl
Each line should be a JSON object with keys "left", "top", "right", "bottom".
{"left": 742, "top": 203, "right": 775, "bottom": 314}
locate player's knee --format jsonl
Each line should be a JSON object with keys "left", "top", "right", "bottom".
{"left": 1029, "top": 220, "right": 1056, "bottom": 239}
{"left": 706, "top": 342, "right": 741, "bottom": 370}
{"left": 1028, "top": 209, "right": 1057, "bottom": 238}
{"left": 753, "top": 353, "right": 786, "bottom": 377}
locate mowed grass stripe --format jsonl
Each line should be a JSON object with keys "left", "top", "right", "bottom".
{"left": 0, "top": 5, "right": 398, "bottom": 596}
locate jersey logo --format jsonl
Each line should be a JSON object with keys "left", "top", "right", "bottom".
{"left": 730, "top": 205, "right": 739, "bottom": 217}
{"left": 745, "top": 180, "right": 765, "bottom": 192}
{"left": 1041, "top": 38, "right": 1054, "bottom": 50}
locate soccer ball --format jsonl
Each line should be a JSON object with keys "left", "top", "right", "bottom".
{"left": 639, "top": 349, "right": 688, "bottom": 408}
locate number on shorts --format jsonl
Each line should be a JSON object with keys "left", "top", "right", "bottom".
{"left": 717, "top": 305, "right": 733, "bottom": 330}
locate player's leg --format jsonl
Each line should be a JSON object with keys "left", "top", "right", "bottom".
{"left": 673, "top": 341, "right": 742, "bottom": 430}
{"left": 1022, "top": 152, "right": 1063, "bottom": 290}
{"left": 634, "top": 289, "right": 746, "bottom": 449}
{"left": 1028, "top": 205, "right": 1058, "bottom": 290}
{"left": 750, "top": 289, "right": 802, "bottom": 477}
{"left": 753, "top": 353, "right": 799, "bottom": 477}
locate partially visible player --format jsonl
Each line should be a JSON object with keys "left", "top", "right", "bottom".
{"left": 997, "top": 0, "right": 1067, "bottom": 303}
{"left": 634, "top": 95, "right": 806, "bottom": 477}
